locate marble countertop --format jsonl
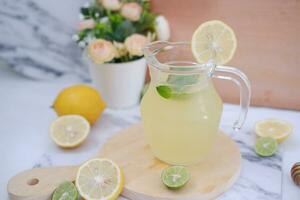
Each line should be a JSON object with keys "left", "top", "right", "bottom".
{"left": 0, "top": 0, "right": 300, "bottom": 199}
{"left": 1, "top": 66, "right": 300, "bottom": 199}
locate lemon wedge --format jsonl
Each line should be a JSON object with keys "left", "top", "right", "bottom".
{"left": 49, "top": 115, "right": 90, "bottom": 148}
{"left": 255, "top": 119, "right": 293, "bottom": 143}
{"left": 76, "top": 158, "right": 124, "bottom": 200}
{"left": 191, "top": 20, "right": 237, "bottom": 65}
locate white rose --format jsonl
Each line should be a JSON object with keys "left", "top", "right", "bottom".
{"left": 113, "top": 41, "right": 128, "bottom": 58}
{"left": 88, "top": 39, "right": 117, "bottom": 64}
{"left": 78, "top": 19, "right": 95, "bottom": 31}
{"left": 121, "top": 2, "right": 142, "bottom": 21}
{"left": 155, "top": 15, "right": 171, "bottom": 41}
{"left": 125, "top": 34, "right": 148, "bottom": 56}
{"left": 101, "top": 0, "right": 122, "bottom": 11}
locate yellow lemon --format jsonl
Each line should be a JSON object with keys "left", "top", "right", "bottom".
{"left": 76, "top": 158, "right": 124, "bottom": 200}
{"left": 53, "top": 84, "right": 106, "bottom": 125}
{"left": 50, "top": 115, "right": 90, "bottom": 148}
{"left": 255, "top": 119, "right": 293, "bottom": 143}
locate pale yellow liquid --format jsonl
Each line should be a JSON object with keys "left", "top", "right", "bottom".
{"left": 140, "top": 80, "right": 223, "bottom": 165}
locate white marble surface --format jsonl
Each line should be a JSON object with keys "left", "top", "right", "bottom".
{"left": 1, "top": 66, "right": 300, "bottom": 200}
{"left": 0, "top": 0, "right": 300, "bottom": 199}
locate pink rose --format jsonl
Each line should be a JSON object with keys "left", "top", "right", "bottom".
{"left": 121, "top": 2, "right": 142, "bottom": 21}
{"left": 88, "top": 39, "right": 117, "bottom": 64}
{"left": 125, "top": 34, "right": 148, "bottom": 56}
{"left": 78, "top": 19, "right": 95, "bottom": 31}
{"left": 101, "top": 0, "right": 121, "bottom": 11}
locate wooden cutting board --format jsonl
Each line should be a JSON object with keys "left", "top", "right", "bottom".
{"left": 8, "top": 124, "right": 241, "bottom": 200}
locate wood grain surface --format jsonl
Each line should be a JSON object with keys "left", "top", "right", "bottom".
{"left": 150, "top": 0, "right": 300, "bottom": 110}
{"left": 99, "top": 124, "right": 241, "bottom": 200}
{"left": 8, "top": 124, "right": 241, "bottom": 200}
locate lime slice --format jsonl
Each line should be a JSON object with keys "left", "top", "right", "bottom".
{"left": 191, "top": 20, "right": 237, "bottom": 65}
{"left": 49, "top": 115, "right": 90, "bottom": 148}
{"left": 255, "top": 119, "right": 293, "bottom": 143}
{"left": 161, "top": 166, "right": 190, "bottom": 189}
{"left": 52, "top": 181, "right": 78, "bottom": 200}
{"left": 255, "top": 137, "right": 278, "bottom": 157}
{"left": 76, "top": 158, "right": 124, "bottom": 200}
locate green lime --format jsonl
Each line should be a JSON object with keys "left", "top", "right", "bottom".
{"left": 161, "top": 166, "right": 190, "bottom": 189}
{"left": 255, "top": 137, "right": 278, "bottom": 157}
{"left": 52, "top": 181, "right": 78, "bottom": 200}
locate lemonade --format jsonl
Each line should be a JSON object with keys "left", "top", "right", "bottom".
{"left": 141, "top": 20, "right": 251, "bottom": 165}
{"left": 141, "top": 71, "right": 223, "bottom": 165}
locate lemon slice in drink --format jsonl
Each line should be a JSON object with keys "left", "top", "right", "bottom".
{"left": 255, "top": 119, "right": 293, "bottom": 143}
{"left": 52, "top": 181, "right": 78, "bottom": 200}
{"left": 191, "top": 20, "right": 237, "bottom": 65}
{"left": 49, "top": 115, "right": 90, "bottom": 148}
{"left": 76, "top": 158, "right": 124, "bottom": 200}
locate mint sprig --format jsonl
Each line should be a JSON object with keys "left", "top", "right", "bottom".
{"left": 156, "top": 72, "right": 200, "bottom": 99}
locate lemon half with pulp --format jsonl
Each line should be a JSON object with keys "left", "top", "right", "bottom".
{"left": 255, "top": 119, "right": 293, "bottom": 143}
{"left": 50, "top": 115, "right": 90, "bottom": 148}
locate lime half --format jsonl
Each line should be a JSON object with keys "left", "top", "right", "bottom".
{"left": 255, "top": 137, "right": 278, "bottom": 157}
{"left": 161, "top": 166, "right": 190, "bottom": 189}
{"left": 52, "top": 181, "right": 78, "bottom": 200}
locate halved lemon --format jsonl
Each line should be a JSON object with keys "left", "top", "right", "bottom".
{"left": 191, "top": 20, "right": 237, "bottom": 65}
{"left": 255, "top": 119, "right": 293, "bottom": 143}
{"left": 76, "top": 158, "right": 124, "bottom": 200}
{"left": 49, "top": 115, "right": 90, "bottom": 148}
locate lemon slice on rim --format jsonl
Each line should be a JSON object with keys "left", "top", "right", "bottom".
{"left": 76, "top": 158, "right": 124, "bottom": 200}
{"left": 255, "top": 119, "right": 293, "bottom": 143}
{"left": 49, "top": 115, "right": 90, "bottom": 148}
{"left": 191, "top": 20, "right": 237, "bottom": 65}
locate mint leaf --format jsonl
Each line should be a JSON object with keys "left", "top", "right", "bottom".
{"left": 167, "top": 67, "right": 199, "bottom": 92}
{"left": 167, "top": 74, "right": 199, "bottom": 90}
{"left": 156, "top": 85, "right": 172, "bottom": 99}
{"left": 113, "top": 20, "right": 135, "bottom": 42}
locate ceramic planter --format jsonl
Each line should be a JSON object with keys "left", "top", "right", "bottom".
{"left": 86, "top": 57, "right": 147, "bottom": 109}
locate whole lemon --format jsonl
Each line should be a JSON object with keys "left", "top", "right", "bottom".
{"left": 53, "top": 85, "right": 106, "bottom": 125}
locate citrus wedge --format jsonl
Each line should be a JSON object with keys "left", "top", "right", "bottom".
{"left": 191, "top": 20, "right": 237, "bottom": 65}
{"left": 255, "top": 119, "right": 293, "bottom": 143}
{"left": 76, "top": 158, "right": 124, "bottom": 200}
{"left": 49, "top": 115, "right": 90, "bottom": 148}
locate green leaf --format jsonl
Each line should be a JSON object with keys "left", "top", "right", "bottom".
{"left": 108, "top": 13, "right": 123, "bottom": 30}
{"left": 80, "top": 7, "right": 90, "bottom": 16}
{"left": 80, "top": 3, "right": 106, "bottom": 19}
{"left": 78, "top": 29, "right": 92, "bottom": 41}
{"left": 93, "top": 23, "right": 114, "bottom": 40}
{"left": 168, "top": 75, "right": 199, "bottom": 87}
{"left": 113, "top": 20, "right": 135, "bottom": 42}
{"left": 167, "top": 67, "right": 200, "bottom": 92}
{"left": 156, "top": 85, "right": 172, "bottom": 99}
{"left": 134, "top": 11, "right": 156, "bottom": 33}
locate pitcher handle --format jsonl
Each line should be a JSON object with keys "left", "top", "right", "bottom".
{"left": 213, "top": 65, "right": 251, "bottom": 130}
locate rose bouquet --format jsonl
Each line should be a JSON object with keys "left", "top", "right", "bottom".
{"left": 73, "top": 0, "right": 170, "bottom": 64}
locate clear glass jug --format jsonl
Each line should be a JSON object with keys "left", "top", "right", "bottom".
{"left": 141, "top": 41, "right": 251, "bottom": 165}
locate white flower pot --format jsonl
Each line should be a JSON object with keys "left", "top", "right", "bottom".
{"left": 86, "top": 57, "right": 147, "bottom": 109}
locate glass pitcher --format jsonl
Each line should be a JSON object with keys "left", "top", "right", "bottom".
{"left": 140, "top": 41, "right": 251, "bottom": 165}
